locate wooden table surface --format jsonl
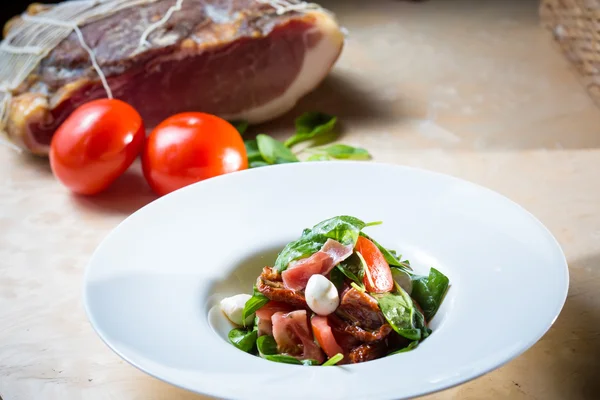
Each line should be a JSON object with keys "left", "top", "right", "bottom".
{"left": 1, "top": 0, "right": 599, "bottom": 399}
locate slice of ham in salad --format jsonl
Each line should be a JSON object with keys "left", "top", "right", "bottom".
{"left": 256, "top": 267, "right": 308, "bottom": 308}
{"left": 282, "top": 239, "right": 353, "bottom": 291}
{"left": 255, "top": 301, "right": 296, "bottom": 337}
{"left": 272, "top": 310, "right": 325, "bottom": 364}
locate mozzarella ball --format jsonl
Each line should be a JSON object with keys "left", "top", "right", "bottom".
{"left": 220, "top": 293, "right": 253, "bottom": 326}
{"left": 305, "top": 274, "right": 339, "bottom": 316}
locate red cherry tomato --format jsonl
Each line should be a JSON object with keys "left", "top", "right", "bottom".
{"left": 355, "top": 236, "right": 394, "bottom": 293}
{"left": 49, "top": 99, "right": 145, "bottom": 195}
{"left": 311, "top": 315, "right": 345, "bottom": 359}
{"left": 142, "top": 112, "right": 248, "bottom": 196}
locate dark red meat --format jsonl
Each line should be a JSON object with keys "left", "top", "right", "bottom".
{"left": 1, "top": 0, "right": 344, "bottom": 154}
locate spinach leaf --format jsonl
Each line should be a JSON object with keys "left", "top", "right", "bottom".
{"left": 245, "top": 139, "right": 265, "bottom": 164}
{"left": 285, "top": 112, "right": 337, "bottom": 148}
{"left": 316, "top": 144, "right": 371, "bottom": 160}
{"left": 322, "top": 353, "right": 344, "bottom": 366}
{"left": 228, "top": 328, "right": 257, "bottom": 353}
{"left": 274, "top": 239, "right": 325, "bottom": 272}
{"left": 256, "top": 334, "right": 278, "bottom": 355}
{"left": 256, "top": 335, "right": 319, "bottom": 366}
{"left": 374, "top": 287, "right": 421, "bottom": 341}
{"left": 311, "top": 216, "right": 366, "bottom": 244}
{"left": 249, "top": 160, "right": 270, "bottom": 168}
{"left": 231, "top": 120, "right": 249, "bottom": 135}
{"left": 336, "top": 253, "right": 365, "bottom": 286}
{"left": 256, "top": 134, "right": 299, "bottom": 164}
{"left": 242, "top": 286, "right": 269, "bottom": 326}
{"left": 274, "top": 216, "right": 367, "bottom": 272}
{"left": 307, "top": 153, "right": 333, "bottom": 161}
{"left": 413, "top": 305, "right": 431, "bottom": 339}
{"left": 389, "top": 340, "right": 419, "bottom": 355}
{"left": 329, "top": 266, "right": 345, "bottom": 291}
{"left": 391, "top": 267, "right": 413, "bottom": 295}
{"left": 411, "top": 268, "right": 450, "bottom": 321}
{"left": 335, "top": 253, "right": 365, "bottom": 288}
{"left": 359, "top": 232, "right": 412, "bottom": 270}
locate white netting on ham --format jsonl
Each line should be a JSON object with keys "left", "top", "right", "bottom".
{"left": 0, "top": 0, "right": 322, "bottom": 150}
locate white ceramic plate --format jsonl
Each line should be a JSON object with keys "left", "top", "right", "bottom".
{"left": 84, "top": 162, "right": 568, "bottom": 400}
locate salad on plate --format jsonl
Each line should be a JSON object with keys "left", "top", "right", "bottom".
{"left": 220, "top": 216, "right": 450, "bottom": 366}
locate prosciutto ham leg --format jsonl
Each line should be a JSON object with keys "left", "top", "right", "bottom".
{"left": 1, "top": 0, "right": 345, "bottom": 155}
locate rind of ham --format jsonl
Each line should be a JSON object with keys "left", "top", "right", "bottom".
{"left": 281, "top": 239, "right": 353, "bottom": 291}
{"left": 255, "top": 301, "right": 295, "bottom": 337}
{"left": 271, "top": 310, "right": 325, "bottom": 364}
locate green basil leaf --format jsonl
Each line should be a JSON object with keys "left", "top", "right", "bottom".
{"left": 411, "top": 268, "right": 450, "bottom": 321}
{"left": 389, "top": 340, "right": 419, "bottom": 355}
{"left": 322, "top": 353, "right": 344, "bottom": 366}
{"left": 228, "top": 328, "right": 258, "bottom": 353}
{"left": 256, "top": 335, "right": 319, "bottom": 365}
{"left": 373, "top": 287, "right": 421, "bottom": 341}
{"left": 231, "top": 120, "right": 249, "bottom": 135}
{"left": 318, "top": 144, "right": 371, "bottom": 160}
{"left": 274, "top": 216, "right": 366, "bottom": 272}
{"left": 256, "top": 134, "right": 299, "bottom": 164}
{"left": 359, "top": 232, "right": 412, "bottom": 270}
{"left": 285, "top": 112, "right": 337, "bottom": 148}
{"left": 242, "top": 286, "right": 269, "bottom": 326}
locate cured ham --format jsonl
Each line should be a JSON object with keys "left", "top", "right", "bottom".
{"left": 281, "top": 239, "right": 352, "bottom": 290}
{"left": 256, "top": 267, "right": 308, "bottom": 308}
{"left": 0, "top": 0, "right": 345, "bottom": 155}
{"left": 255, "top": 301, "right": 295, "bottom": 337}
{"left": 271, "top": 310, "right": 325, "bottom": 363}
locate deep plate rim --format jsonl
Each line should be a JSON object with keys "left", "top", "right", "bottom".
{"left": 83, "top": 161, "right": 569, "bottom": 400}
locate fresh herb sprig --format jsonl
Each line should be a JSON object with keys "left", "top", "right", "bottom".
{"left": 237, "top": 112, "right": 371, "bottom": 168}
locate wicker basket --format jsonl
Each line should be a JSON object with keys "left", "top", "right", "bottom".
{"left": 540, "top": 0, "right": 600, "bottom": 106}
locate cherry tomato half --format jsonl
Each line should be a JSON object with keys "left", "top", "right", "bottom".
{"left": 49, "top": 99, "right": 145, "bottom": 195}
{"left": 142, "top": 112, "right": 247, "bottom": 196}
{"left": 311, "top": 315, "right": 345, "bottom": 359}
{"left": 355, "top": 236, "right": 394, "bottom": 293}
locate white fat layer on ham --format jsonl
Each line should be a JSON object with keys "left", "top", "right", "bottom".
{"left": 220, "top": 11, "right": 344, "bottom": 124}
{"left": 321, "top": 238, "right": 353, "bottom": 267}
